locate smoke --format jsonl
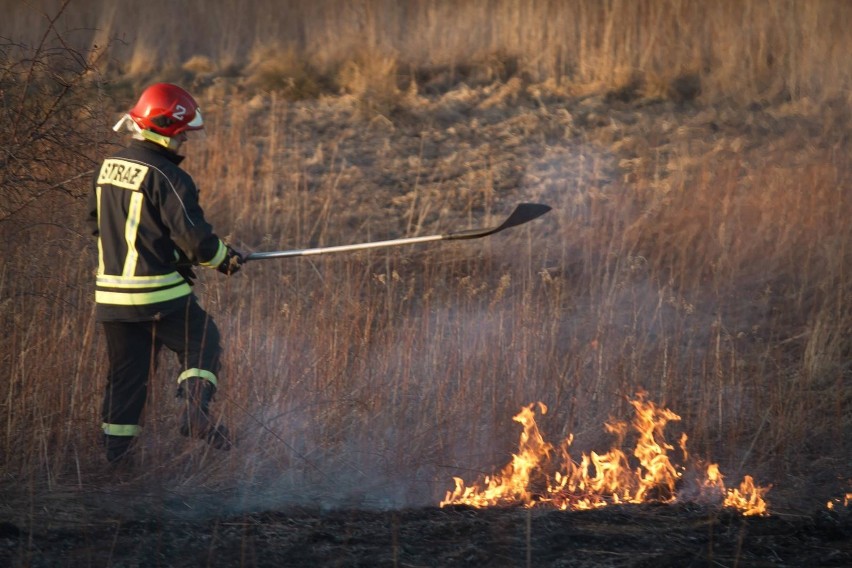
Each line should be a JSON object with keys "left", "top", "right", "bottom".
{"left": 206, "top": 139, "right": 673, "bottom": 515}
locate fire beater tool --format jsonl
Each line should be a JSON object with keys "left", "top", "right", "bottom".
{"left": 244, "top": 202, "right": 551, "bottom": 261}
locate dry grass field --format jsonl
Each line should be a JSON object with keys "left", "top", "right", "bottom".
{"left": 1, "top": 1, "right": 850, "bottom": 566}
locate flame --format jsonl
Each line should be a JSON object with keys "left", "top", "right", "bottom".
{"left": 442, "top": 402, "right": 553, "bottom": 508}
{"left": 720, "top": 475, "right": 769, "bottom": 516}
{"left": 826, "top": 492, "right": 852, "bottom": 510}
{"left": 440, "top": 394, "right": 770, "bottom": 516}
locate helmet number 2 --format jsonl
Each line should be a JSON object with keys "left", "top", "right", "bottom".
{"left": 172, "top": 105, "right": 187, "bottom": 121}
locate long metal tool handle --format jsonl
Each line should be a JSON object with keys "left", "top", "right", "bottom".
{"left": 244, "top": 203, "right": 551, "bottom": 261}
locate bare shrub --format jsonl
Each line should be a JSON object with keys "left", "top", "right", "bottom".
{"left": 0, "top": 1, "right": 114, "bottom": 480}
{"left": 0, "top": 21, "right": 109, "bottom": 223}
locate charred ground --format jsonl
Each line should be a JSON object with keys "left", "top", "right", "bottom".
{"left": 1, "top": 486, "right": 850, "bottom": 567}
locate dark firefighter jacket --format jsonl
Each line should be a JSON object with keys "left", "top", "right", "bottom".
{"left": 88, "top": 139, "right": 228, "bottom": 321}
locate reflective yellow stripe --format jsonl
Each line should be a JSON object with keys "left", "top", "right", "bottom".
{"left": 97, "top": 272, "right": 186, "bottom": 288}
{"left": 200, "top": 240, "right": 227, "bottom": 268}
{"left": 96, "top": 186, "right": 105, "bottom": 276}
{"left": 177, "top": 368, "right": 218, "bottom": 388}
{"left": 95, "top": 282, "right": 191, "bottom": 305}
{"left": 122, "top": 192, "right": 144, "bottom": 277}
{"left": 102, "top": 423, "right": 141, "bottom": 436}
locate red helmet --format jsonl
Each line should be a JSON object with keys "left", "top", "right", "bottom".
{"left": 127, "top": 83, "right": 204, "bottom": 137}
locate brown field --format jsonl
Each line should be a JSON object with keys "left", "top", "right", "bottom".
{"left": 1, "top": 1, "right": 850, "bottom": 566}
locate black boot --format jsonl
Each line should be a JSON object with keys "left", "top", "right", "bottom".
{"left": 178, "top": 377, "right": 232, "bottom": 450}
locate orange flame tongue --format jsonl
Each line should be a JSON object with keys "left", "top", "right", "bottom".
{"left": 440, "top": 395, "right": 770, "bottom": 516}
{"left": 442, "top": 402, "right": 552, "bottom": 508}
{"left": 629, "top": 397, "right": 682, "bottom": 502}
{"left": 722, "top": 475, "right": 770, "bottom": 516}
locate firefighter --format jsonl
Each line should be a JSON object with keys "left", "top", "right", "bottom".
{"left": 88, "top": 83, "right": 242, "bottom": 463}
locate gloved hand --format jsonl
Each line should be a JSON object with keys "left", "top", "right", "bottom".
{"left": 217, "top": 245, "right": 244, "bottom": 275}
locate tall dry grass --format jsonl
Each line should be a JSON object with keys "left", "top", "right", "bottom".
{"left": 2, "top": 0, "right": 851, "bottom": 104}
{"left": 0, "top": 0, "right": 849, "bottom": 513}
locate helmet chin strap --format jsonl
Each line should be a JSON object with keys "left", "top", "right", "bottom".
{"left": 139, "top": 129, "right": 182, "bottom": 151}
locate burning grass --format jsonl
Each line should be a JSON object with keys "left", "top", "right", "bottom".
{"left": 441, "top": 394, "right": 770, "bottom": 516}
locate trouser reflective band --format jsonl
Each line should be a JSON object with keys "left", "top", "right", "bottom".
{"left": 177, "top": 368, "right": 218, "bottom": 388}
{"left": 102, "top": 423, "right": 141, "bottom": 436}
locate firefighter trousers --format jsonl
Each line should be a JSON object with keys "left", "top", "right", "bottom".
{"left": 100, "top": 297, "right": 221, "bottom": 438}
